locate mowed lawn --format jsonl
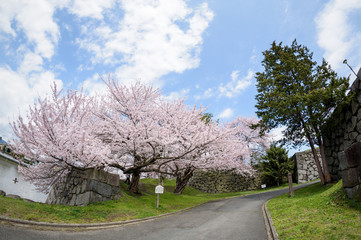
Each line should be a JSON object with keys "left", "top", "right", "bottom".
{"left": 0, "top": 178, "right": 293, "bottom": 224}
{"left": 267, "top": 181, "right": 361, "bottom": 240}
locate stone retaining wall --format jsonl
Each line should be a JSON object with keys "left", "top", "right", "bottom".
{"left": 291, "top": 149, "right": 322, "bottom": 183}
{"left": 343, "top": 142, "right": 361, "bottom": 200}
{"left": 46, "top": 168, "right": 121, "bottom": 206}
{"left": 322, "top": 67, "right": 361, "bottom": 200}
{"left": 188, "top": 170, "right": 261, "bottom": 193}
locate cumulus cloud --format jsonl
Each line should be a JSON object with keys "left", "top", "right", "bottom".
{"left": 68, "top": 0, "right": 115, "bottom": 19}
{"left": 269, "top": 126, "right": 286, "bottom": 142}
{"left": 0, "top": 66, "right": 62, "bottom": 139}
{"left": 76, "top": 0, "right": 214, "bottom": 86}
{"left": 0, "top": 0, "right": 213, "bottom": 139}
{"left": 0, "top": 0, "right": 66, "bottom": 139}
{"left": 163, "top": 89, "right": 190, "bottom": 102}
{"left": 195, "top": 88, "right": 214, "bottom": 100}
{"left": 219, "top": 69, "right": 253, "bottom": 98}
{"left": 315, "top": 0, "right": 361, "bottom": 70}
{"left": 217, "top": 108, "right": 233, "bottom": 119}
{"left": 0, "top": 0, "right": 66, "bottom": 59}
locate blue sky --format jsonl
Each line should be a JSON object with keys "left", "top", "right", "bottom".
{"left": 1, "top": 0, "right": 361, "bottom": 155}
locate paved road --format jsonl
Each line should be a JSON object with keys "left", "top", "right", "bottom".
{"left": 0, "top": 182, "right": 318, "bottom": 240}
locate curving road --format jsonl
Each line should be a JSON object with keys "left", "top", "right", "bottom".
{"left": 0, "top": 182, "right": 317, "bottom": 240}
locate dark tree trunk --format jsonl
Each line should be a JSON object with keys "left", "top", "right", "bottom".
{"left": 318, "top": 139, "right": 332, "bottom": 183}
{"left": 308, "top": 138, "right": 326, "bottom": 185}
{"left": 174, "top": 168, "right": 194, "bottom": 194}
{"left": 315, "top": 130, "right": 332, "bottom": 183}
{"left": 300, "top": 116, "right": 326, "bottom": 185}
{"left": 129, "top": 170, "right": 141, "bottom": 194}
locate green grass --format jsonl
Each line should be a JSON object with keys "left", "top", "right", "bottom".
{"left": 0, "top": 179, "right": 307, "bottom": 224}
{"left": 267, "top": 181, "right": 361, "bottom": 240}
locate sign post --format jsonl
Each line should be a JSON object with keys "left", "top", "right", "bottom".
{"left": 288, "top": 172, "right": 294, "bottom": 197}
{"left": 155, "top": 185, "right": 164, "bottom": 208}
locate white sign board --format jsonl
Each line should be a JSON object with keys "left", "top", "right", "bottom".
{"left": 155, "top": 185, "right": 164, "bottom": 194}
{"left": 261, "top": 184, "right": 266, "bottom": 189}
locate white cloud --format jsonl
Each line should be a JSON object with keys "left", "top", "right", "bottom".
{"left": 219, "top": 69, "right": 253, "bottom": 98}
{"left": 163, "top": 88, "right": 190, "bottom": 102}
{"left": 217, "top": 108, "right": 233, "bottom": 119}
{"left": 0, "top": 0, "right": 66, "bottom": 139}
{"left": 76, "top": 0, "right": 214, "bottom": 86}
{"left": 68, "top": 0, "right": 115, "bottom": 19}
{"left": 315, "top": 0, "right": 361, "bottom": 70}
{"left": 269, "top": 126, "right": 286, "bottom": 142}
{"left": 0, "top": 0, "right": 66, "bottom": 59}
{"left": 81, "top": 74, "right": 108, "bottom": 96}
{"left": 195, "top": 88, "right": 213, "bottom": 100}
{"left": 0, "top": 66, "right": 62, "bottom": 140}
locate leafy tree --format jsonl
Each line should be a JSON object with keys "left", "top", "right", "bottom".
{"left": 260, "top": 144, "right": 294, "bottom": 186}
{"left": 254, "top": 39, "right": 349, "bottom": 185}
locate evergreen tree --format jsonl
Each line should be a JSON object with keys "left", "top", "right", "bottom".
{"left": 254, "top": 39, "right": 349, "bottom": 184}
{"left": 260, "top": 144, "right": 294, "bottom": 186}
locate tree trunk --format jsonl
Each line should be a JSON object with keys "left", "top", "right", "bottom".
{"left": 318, "top": 138, "right": 332, "bottom": 183}
{"left": 299, "top": 115, "right": 326, "bottom": 185}
{"left": 308, "top": 138, "right": 326, "bottom": 185}
{"left": 174, "top": 168, "right": 194, "bottom": 194}
{"left": 314, "top": 128, "right": 332, "bottom": 183}
{"left": 129, "top": 170, "right": 141, "bottom": 194}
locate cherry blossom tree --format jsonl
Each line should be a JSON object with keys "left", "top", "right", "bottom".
{"left": 11, "top": 83, "right": 108, "bottom": 193}
{"left": 225, "top": 116, "right": 270, "bottom": 164}
{"left": 95, "top": 78, "right": 222, "bottom": 194}
{"left": 147, "top": 116, "right": 266, "bottom": 194}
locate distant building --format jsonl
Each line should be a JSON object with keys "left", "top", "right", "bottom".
{"left": 0, "top": 136, "right": 48, "bottom": 202}
{"left": 0, "top": 136, "right": 7, "bottom": 145}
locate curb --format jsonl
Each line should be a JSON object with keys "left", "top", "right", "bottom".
{"left": 0, "top": 199, "right": 225, "bottom": 231}
{"left": 1, "top": 181, "right": 319, "bottom": 232}
{"left": 262, "top": 200, "right": 279, "bottom": 240}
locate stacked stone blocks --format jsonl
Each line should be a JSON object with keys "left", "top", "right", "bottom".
{"left": 343, "top": 142, "right": 361, "bottom": 200}
{"left": 291, "top": 149, "right": 322, "bottom": 183}
{"left": 46, "top": 168, "right": 121, "bottom": 206}
{"left": 188, "top": 170, "right": 261, "bottom": 193}
{"left": 323, "top": 68, "right": 361, "bottom": 200}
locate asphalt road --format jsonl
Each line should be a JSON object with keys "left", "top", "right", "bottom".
{"left": 0, "top": 182, "right": 318, "bottom": 240}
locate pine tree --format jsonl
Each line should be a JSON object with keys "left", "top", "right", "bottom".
{"left": 260, "top": 144, "right": 294, "bottom": 186}
{"left": 254, "top": 39, "right": 349, "bottom": 184}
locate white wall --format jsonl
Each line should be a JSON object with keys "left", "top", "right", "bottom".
{"left": 0, "top": 154, "right": 47, "bottom": 202}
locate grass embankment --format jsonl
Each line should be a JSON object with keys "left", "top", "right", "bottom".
{"left": 268, "top": 181, "right": 361, "bottom": 239}
{"left": 0, "top": 178, "right": 298, "bottom": 224}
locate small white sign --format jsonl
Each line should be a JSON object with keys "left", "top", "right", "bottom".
{"left": 261, "top": 184, "right": 266, "bottom": 189}
{"left": 155, "top": 185, "right": 164, "bottom": 194}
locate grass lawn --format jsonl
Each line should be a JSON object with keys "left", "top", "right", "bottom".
{"left": 267, "top": 181, "right": 361, "bottom": 240}
{"left": 0, "top": 178, "right": 299, "bottom": 224}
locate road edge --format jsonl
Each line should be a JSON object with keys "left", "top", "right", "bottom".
{"left": 1, "top": 181, "right": 320, "bottom": 231}
{"left": 262, "top": 200, "right": 279, "bottom": 240}
{"left": 0, "top": 198, "right": 226, "bottom": 231}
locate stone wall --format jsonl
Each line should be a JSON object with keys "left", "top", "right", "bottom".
{"left": 291, "top": 149, "right": 322, "bottom": 183}
{"left": 343, "top": 142, "right": 361, "bottom": 200}
{"left": 323, "top": 68, "right": 361, "bottom": 200}
{"left": 46, "top": 168, "right": 121, "bottom": 206}
{"left": 188, "top": 170, "right": 261, "bottom": 193}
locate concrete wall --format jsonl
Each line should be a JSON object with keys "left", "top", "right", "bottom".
{"left": 46, "top": 168, "right": 121, "bottom": 206}
{"left": 188, "top": 170, "right": 261, "bottom": 193}
{"left": 291, "top": 149, "right": 322, "bottom": 183}
{"left": 0, "top": 153, "right": 48, "bottom": 202}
